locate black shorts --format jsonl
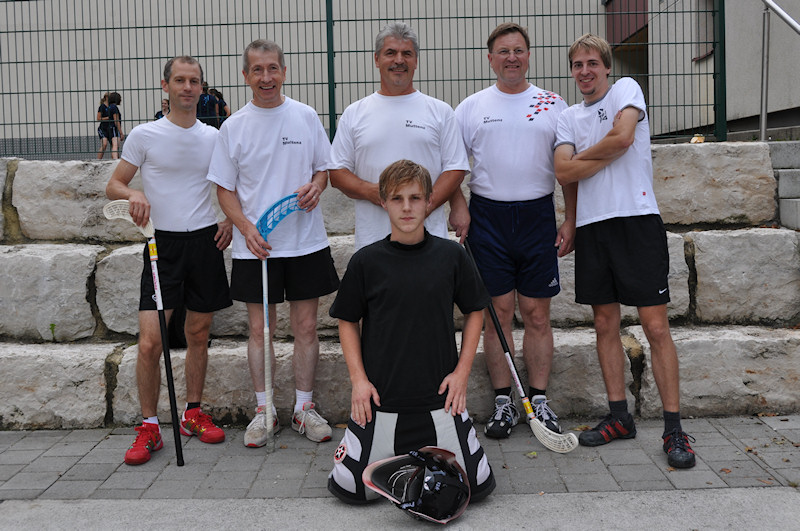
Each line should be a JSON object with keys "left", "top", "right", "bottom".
{"left": 575, "top": 214, "right": 670, "bottom": 307}
{"left": 97, "top": 124, "right": 111, "bottom": 139}
{"left": 139, "top": 224, "right": 232, "bottom": 313}
{"left": 328, "top": 408, "right": 495, "bottom": 504}
{"left": 468, "top": 192, "right": 560, "bottom": 298}
{"left": 230, "top": 246, "right": 340, "bottom": 304}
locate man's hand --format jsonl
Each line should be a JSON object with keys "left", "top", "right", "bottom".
{"left": 126, "top": 190, "right": 151, "bottom": 228}
{"left": 439, "top": 369, "right": 469, "bottom": 416}
{"left": 555, "top": 218, "right": 576, "bottom": 257}
{"left": 448, "top": 189, "right": 470, "bottom": 243}
{"left": 214, "top": 217, "right": 233, "bottom": 250}
{"left": 296, "top": 181, "right": 323, "bottom": 212}
{"left": 241, "top": 223, "right": 271, "bottom": 260}
{"left": 351, "top": 377, "right": 380, "bottom": 427}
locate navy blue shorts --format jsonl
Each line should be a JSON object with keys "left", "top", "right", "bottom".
{"left": 139, "top": 224, "right": 232, "bottom": 313}
{"left": 575, "top": 214, "right": 670, "bottom": 307}
{"left": 230, "top": 246, "right": 340, "bottom": 304}
{"left": 467, "top": 193, "right": 560, "bottom": 298}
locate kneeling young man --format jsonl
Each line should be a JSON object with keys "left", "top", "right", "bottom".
{"left": 328, "top": 159, "right": 496, "bottom": 503}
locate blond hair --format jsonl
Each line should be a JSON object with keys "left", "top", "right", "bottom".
{"left": 378, "top": 159, "right": 432, "bottom": 201}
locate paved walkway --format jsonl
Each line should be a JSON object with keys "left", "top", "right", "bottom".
{"left": 1, "top": 415, "right": 799, "bottom": 529}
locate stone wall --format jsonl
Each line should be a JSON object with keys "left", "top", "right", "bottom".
{"left": 1, "top": 141, "right": 799, "bottom": 429}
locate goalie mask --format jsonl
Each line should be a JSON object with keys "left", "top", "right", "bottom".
{"left": 362, "top": 446, "right": 471, "bottom": 524}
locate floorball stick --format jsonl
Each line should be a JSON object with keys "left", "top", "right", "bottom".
{"left": 255, "top": 193, "right": 302, "bottom": 452}
{"left": 103, "top": 200, "right": 185, "bottom": 466}
{"left": 464, "top": 239, "right": 578, "bottom": 453}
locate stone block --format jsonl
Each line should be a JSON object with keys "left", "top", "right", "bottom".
{"left": 0, "top": 244, "right": 102, "bottom": 341}
{"left": 319, "top": 187, "right": 355, "bottom": 235}
{"left": 628, "top": 326, "right": 800, "bottom": 417}
{"left": 551, "top": 232, "right": 689, "bottom": 325}
{"left": 13, "top": 160, "right": 150, "bottom": 242}
{"left": 690, "top": 228, "right": 800, "bottom": 324}
{"left": 777, "top": 169, "right": 800, "bottom": 199}
{"left": 0, "top": 343, "right": 110, "bottom": 429}
{"left": 652, "top": 142, "right": 776, "bottom": 226}
{"left": 95, "top": 245, "right": 142, "bottom": 335}
{"left": 768, "top": 140, "right": 800, "bottom": 169}
{"left": 779, "top": 198, "right": 800, "bottom": 230}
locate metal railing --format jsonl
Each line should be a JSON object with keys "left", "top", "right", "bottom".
{"left": 0, "top": 0, "right": 725, "bottom": 160}
{"left": 759, "top": 0, "right": 800, "bottom": 140}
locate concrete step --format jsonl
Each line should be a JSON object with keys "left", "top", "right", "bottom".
{"left": 1, "top": 325, "right": 798, "bottom": 430}
{"left": 769, "top": 140, "right": 800, "bottom": 169}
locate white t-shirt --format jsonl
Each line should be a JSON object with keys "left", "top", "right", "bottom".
{"left": 329, "top": 91, "right": 469, "bottom": 250}
{"left": 121, "top": 118, "right": 219, "bottom": 232}
{"left": 455, "top": 83, "right": 566, "bottom": 201}
{"left": 207, "top": 98, "right": 331, "bottom": 259}
{"left": 555, "top": 77, "right": 659, "bottom": 227}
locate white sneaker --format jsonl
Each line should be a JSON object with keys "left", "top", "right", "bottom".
{"left": 244, "top": 406, "right": 280, "bottom": 448}
{"left": 291, "top": 402, "right": 332, "bottom": 442}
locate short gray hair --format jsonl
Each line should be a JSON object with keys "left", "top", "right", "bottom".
{"left": 243, "top": 39, "right": 285, "bottom": 72}
{"left": 374, "top": 22, "right": 419, "bottom": 56}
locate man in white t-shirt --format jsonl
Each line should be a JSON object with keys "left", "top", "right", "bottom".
{"left": 329, "top": 21, "right": 470, "bottom": 251}
{"left": 553, "top": 34, "right": 696, "bottom": 469}
{"left": 208, "top": 39, "right": 339, "bottom": 448}
{"left": 106, "top": 56, "right": 233, "bottom": 466}
{"left": 453, "top": 22, "right": 577, "bottom": 441}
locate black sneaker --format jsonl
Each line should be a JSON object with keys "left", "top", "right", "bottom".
{"left": 532, "top": 395, "right": 562, "bottom": 434}
{"left": 484, "top": 395, "right": 519, "bottom": 439}
{"left": 663, "top": 428, "right": 696, "bottom": 468}
{"left": 578, "top": 413, "right": 636, "bottom": 447}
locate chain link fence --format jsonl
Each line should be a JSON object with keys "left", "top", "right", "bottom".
{"left": 0, "top": 0, "right": 723, "bottom": 160}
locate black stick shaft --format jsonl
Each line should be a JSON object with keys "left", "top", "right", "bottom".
{"left": 157, "top": 310, "right": 184, "bottom": 466}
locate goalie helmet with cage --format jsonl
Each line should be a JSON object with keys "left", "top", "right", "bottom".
{"left": 362, "top": 446, "right": 471, "bottom": 524}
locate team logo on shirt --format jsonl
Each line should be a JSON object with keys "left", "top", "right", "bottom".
{"left": 597, "top": 109, "right": 608, "bottom": 122}
{"left": 405, "top": 120, "right": 426, "bottom": 130}
{"left": 282, "top": 136, "right": 302, "bottom": 145}
{"left": 483, "top": 116, "right": 502, "bottom": 124}
{"left": 527, "top": 91, "right": 562, "bottom": 121}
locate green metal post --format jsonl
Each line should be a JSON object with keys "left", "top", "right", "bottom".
{"left": 326, "top": 0, "right": 337, "bottom": 141}
{"left": 713, "top": 0, "right": 727, "bottom": 141}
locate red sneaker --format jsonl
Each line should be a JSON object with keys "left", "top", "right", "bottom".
{"left": 124, "top": 423, "right": 163, "bottom": 465}
{"left": 180, "top": 407, "right": 225, "bottom": 444}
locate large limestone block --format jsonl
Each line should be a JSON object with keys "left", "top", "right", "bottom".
{"left": 690, "top": 228, "right": 800, "bottom": 323}
{"left": 551, "top": 232, "right": 689, "bottom": 325}
{"left": 12, "top": 160, "right": 131, "bottom": 241}
{"left": 628, "top": 326, "right": 800, "bottom": 417}
{"left": 320, "top": 187, "right": 355, "bottom": 235}
{"left": 0, "top": 342, "right": 110, "bottom": 429}
{"left": 652, "top": 142, "right": 776, "bottom": 225}
{"left": 96, "top": 244, "right": 143, "bottom": 335}
{"left": 0, "top": 244, "right": 102, "bottom": 340}
{"left": 113, "top": 339, "right": 352, "bottom": 425}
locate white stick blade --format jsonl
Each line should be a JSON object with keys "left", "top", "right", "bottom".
{"left": 103, "top": 200, "right": 155, "bottom": 237}
{"left": 529, "top": 418, "right": 579, "bottom": 453}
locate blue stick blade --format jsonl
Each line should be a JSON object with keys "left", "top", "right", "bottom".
{"left": 256, "top": 193, "right": 301, "bottom": 239}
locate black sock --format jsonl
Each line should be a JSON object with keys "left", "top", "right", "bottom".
{"left": 529, "top": 387, "right": 546, "bottom": 399}
{"left": 494, "top": 387, "right": 512, "bottom": 398}
{"left": 663, "top": 410, "right": 682, "bottom": 436}
{"left": 609, "top": 400, "right": 629, "bottom": 420}
{"left": 186, "top": 402, "right": 201, "bottom": 412}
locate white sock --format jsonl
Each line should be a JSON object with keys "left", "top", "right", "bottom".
{"left": 143, "top": 416, "right": 160, "bottom": 432}
{"left": 295, "top": 389, "right": 313, "bottom": 413}
{"left": 255, "top": 391, "right": 267, "bottom": 408}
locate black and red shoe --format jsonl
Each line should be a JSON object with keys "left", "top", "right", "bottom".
{"left": 578, "top": 414, "right": 637, "bottom": 447}
{"left": 663, "top": 428, "right": 696, "bottom": 468}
